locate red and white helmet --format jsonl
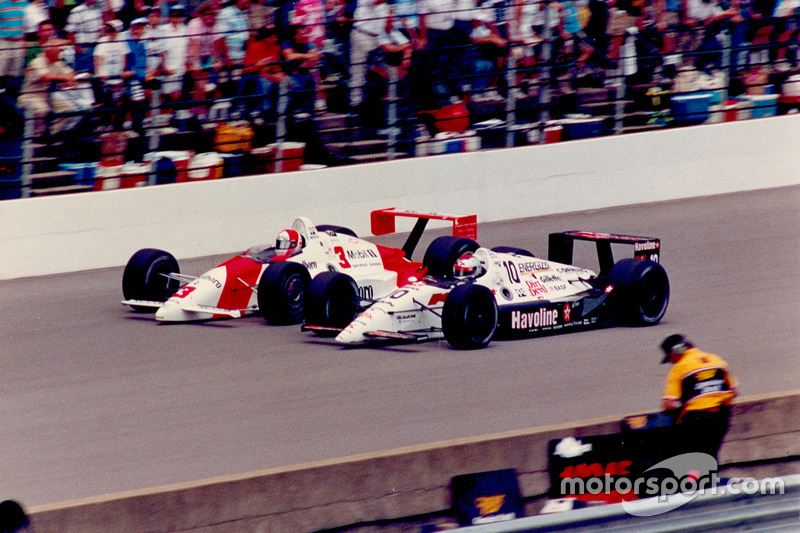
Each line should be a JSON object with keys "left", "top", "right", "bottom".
{"left": 276, "top": 228, "right": 303, "bottom": 255}
{"left": 453, "top": 252, "right": 483, "bottom": 279}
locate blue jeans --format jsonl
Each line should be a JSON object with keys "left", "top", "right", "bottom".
{"left": 239, "top": 75, "right": 277, "bottom": 117}
{"left": 73, "top": 45, "right": 95, "bottom": 73}
{"left": 286, "top": 72, "right": 315, "bottom": 115}
{"left": 472, "top": 57, "right": 496, "bottom": 92}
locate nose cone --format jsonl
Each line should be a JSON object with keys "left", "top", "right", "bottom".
{"left": 335, "top": 321, "right": 368, "bottom": 344}
{"left": 155, "top": 300, "right": 192, "bottom": 322}
{"left": 335, "top": 308, "right": 391, "bottom": 344}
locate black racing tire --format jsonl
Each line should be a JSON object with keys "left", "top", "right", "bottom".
{"left": 122, "top": 248, "right": 180, "bottom": 312}
{"left": 257, "top": 261, "right": 311, "bottom": 325}
{"left": 609, "top": 258, "right": 670, "bottom": 326}
{"left": 442, "top": 284, "right": 498, "bottom": 349}
{"left": 305, "top": 272, "right": 360, "bottom": 336}
{"left": 316, "top": 225, "right": 357, "bottom": 238}
{"left": 491, "top": 246, "right": 535, "bottom": 257}
{"left": 422, "top": 236, "right": 480, "bottom": 278}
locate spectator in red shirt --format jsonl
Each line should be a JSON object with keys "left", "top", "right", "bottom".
{"left": 240, "top": 23, "right": 284, "bottom": 119}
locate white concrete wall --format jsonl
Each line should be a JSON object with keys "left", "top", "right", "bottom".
{"left": 2, "top": 115, "right": 798, "bottom": 280}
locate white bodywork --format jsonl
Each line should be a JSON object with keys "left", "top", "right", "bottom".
{"left": 336, "top": 248, "right": 597, "bottom": 344}
{"left": 123, "top": 217, "right": 411, "bottom": 322}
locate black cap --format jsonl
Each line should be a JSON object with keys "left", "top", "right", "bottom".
{"left": 660, "top": 334, "right": 691, "bottom": 363}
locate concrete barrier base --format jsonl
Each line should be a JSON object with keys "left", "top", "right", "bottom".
{"left": 27, "top": 391, "right": 799, "bottom": 533}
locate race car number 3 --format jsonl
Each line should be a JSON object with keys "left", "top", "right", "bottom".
{"left": 334, "top": 246, "right": 352, "bottom": 268}
{"left": 173, "top": 286, "right": 196, "bottom": 299}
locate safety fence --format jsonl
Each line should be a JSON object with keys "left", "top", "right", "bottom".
{"left": 1, "top": 8, "right": 799, "bottom": 199}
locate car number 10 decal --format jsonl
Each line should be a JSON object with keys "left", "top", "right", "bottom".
{"left": 503, "top": 261, "right": 520, "bottom": 284}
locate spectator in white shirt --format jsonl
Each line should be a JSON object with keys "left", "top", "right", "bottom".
{"left": 65, "top": 0, "right": 103, "bottom": 72}
{"left": 93, "top": 19, "right": 132, "bottom": 127}
{"left": 349, "top": 0, "right": 390, "bottom": 107}
{"left": 158, "top": 3, "right": 189, "bottom": 100}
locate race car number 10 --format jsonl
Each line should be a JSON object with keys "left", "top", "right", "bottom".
{"left": 503, "top": 261, "right": 520, "bottom": 284}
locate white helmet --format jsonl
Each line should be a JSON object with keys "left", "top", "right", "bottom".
{"left": 453, "top": 252, "right": 483, "bottom": 279}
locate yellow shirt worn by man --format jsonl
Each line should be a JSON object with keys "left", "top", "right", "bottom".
{"left": 661, "top": 337, "right": 738, "bottom": 419}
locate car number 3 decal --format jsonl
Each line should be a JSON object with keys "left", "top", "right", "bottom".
{"left": 173, "top": 286, "right": 197, "bottom": 299}
{"left": 334, "top": 246, "right": 352, "bottom": 268}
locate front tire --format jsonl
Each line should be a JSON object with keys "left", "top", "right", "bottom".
{"left": 257, "top": 262, "right": 311, "bottom": 324}
{"left": 422, "top": 236, "right": 479, "bottom": 278}
{"left": 122, "top": 248, "right": 180, "bottom": 312}
{"left": 442, "top": 284, "right": 498, "bottom": 349}
{"left": 609, "top": 258, "right": 670, "bottom": 326}
{"left": 305, "top": 272, "right": 359, "bottom": 336}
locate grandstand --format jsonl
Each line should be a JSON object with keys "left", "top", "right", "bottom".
{"left": 0, "top": 0, "right": 798, "bottom": 197}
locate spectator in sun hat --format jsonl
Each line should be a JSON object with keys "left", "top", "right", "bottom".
{"left": 94, "top": 18, "right": 130, "bottom": 81}
{"left": 660, "top": 334, "right": 738, "bottom": 461}
{"left": 158, "top": 3, "right": 188, "bottom": 101}
{"left": 93, "top": 18, "right": 133, "bottom": 127}
{"left": 125, "top": 17, "right": 148, "bottom": 80}
{"left": 122, "top": 16, "right": 149, "bottom": 131}
{"left": 140, "top": 6, "right": 165, "bottom": 80}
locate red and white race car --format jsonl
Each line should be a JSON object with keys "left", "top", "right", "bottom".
{"left": 121, "top": 209, "right": 478, "bottom": 323}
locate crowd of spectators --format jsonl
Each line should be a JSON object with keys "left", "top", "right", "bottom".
{"left": 0, "top": 0, "right": 798, "bottom": 149}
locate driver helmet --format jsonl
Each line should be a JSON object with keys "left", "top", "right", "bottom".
{"left": 276, "top": 228, "right": 303, "bottom": 255}
{"left": 453, "top": 252, "right": 483, "bottom": 279}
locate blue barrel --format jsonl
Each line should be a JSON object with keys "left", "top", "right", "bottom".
{"left": 0, "top": 156, "right": 22, "bottom": 199}
{"left": 59, "top": 162, "right": 96, "bottom": 187}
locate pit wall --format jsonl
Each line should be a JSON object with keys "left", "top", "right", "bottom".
{"left": 2, "top": 116, "right": 800, "bottom": 280}
{"left": 27, "top": 391, "right": 800, "bottom": 532}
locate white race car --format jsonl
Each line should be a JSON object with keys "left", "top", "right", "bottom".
{"left": 304, "top": 231, "right": 670, "bottom": 349}
{"left": 121, "top": 209, "right": 478, "bottom": 323}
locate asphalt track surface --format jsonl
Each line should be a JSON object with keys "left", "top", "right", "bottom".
{"left": 2, "top": 185, "right": 798, "bottom": 508}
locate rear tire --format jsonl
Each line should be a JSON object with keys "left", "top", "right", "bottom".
{"left": 316, "top": 225, "right": 357, "bottom": 238}
{"left": 422, "top": 236, "right": 479, "bottom": 278}
{"left": 609, "top": 258, "right": 670, "bottom": 326}
{"left": 442, "top": 284, "right": 498, "bottom": 349}
{"left": 305, "top": 272, "right": 359, "bottom": 336}
{"left": 122, "top": 248, "right": 180, "bottom": 312}
{"left": 257, "top": 262, "right": 311, "bottom": 324}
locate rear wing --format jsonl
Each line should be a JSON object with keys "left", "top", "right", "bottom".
{"left": 371, "top": 208, "right": 478, "bottom": 259}
{"left": 548, "top": 231, "right": 661, "bottom": 276}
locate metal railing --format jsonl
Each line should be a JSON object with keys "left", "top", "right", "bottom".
{"left": 1, "top": 13, "right": 797, "bottom": 199}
